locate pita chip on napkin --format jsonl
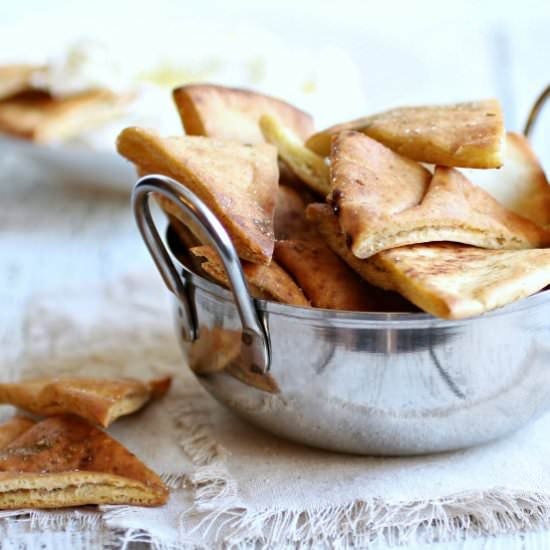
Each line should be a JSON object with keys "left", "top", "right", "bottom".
{"left": 0, "top": 415, "right": 168, "bottom": 509}
{"left": 0, "top": 90, "right": 130, "bottom": 143}
{"left": 260, "top": 114, "right": 330, "bottom": 195}
{"left": 330, "top": 132, "right": 550, "bottom": 259}
{"left": 274, "top": 239, "right": 381, "bottom": 311}
{"left": 307, "top": 99, "right": 505, "bottom": 168}
{"left": 0, "top": 64, "right": 38, "bottom": 100}
{"left": 274, "top": 185, "right": 319, "bottom": 241}
{"left": 0, "top": 417, "right": 35, "bottom": 450}
{"left": 172, "top": 83, "right": 314, "bottom": 144}
{"left": 117, "top": 127, "right": 278, "bottom": 264}
{"left": 306, "top": 204, "right": 550, "bottom": 319}
{"left": 462, "top": 132, "right": 550, "bottom": 228}
{"left": 190, "top": 245, "right": 309, "bottom": 306}
{"left": 0, "top": 376, "right": 171, "bottom": 428}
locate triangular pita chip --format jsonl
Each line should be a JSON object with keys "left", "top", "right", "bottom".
{"left": 0, "top": 417, "right": 35, "bottom": 450}
{"left": 0, "top": 377, "right": 171, "bottom": 428}
{"left": 118, "top": 127, "right": 278, "bottom": 264}
{"left": 330, "top": 132, "right": 550, "bottom": 259}
{"left": 0, "top": 90, "right": 130, "bottom": 143}
{"left": 190, "top": 245, "right": 309, "bottom": 306}
{"left": 0, "top": 64, "right": 39, "bottom": 100}
{"left": 173, "top": 83, "right": 314, "bottom": 144}
{"left": 462, "top": 132, "right": 550, "bottom": 227}
{"left": 307, "top": 99, "right": 504, "bottom": 168}
{"left": 274, "top": 239, "right": 381, "bottom": 311}
{"left": 260, "top": 114, "right": 330, "bottom": 195}
{"left": 306, "top": 204, "right": 550, "bottom": 319}
{"left": 274, "top": 185, "right": 319, "bottom": 241}
{"left": 0, "top": 415, "right": 168, "bottom": 508}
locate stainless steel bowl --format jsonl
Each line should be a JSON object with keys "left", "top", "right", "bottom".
{"left": 132, "top": 88, "right": 550, "bottom": 456}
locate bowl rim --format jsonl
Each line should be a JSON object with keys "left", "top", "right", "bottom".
{"left": 167, "top": 227, "right": 550, "bottom": 327}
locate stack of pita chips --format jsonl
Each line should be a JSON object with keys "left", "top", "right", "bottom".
{"left": 0, "top": 376, "right": 172, "bottom": 509}
{"left": 117, "top": 83, "right": 550, "bottom": 320}
{"left": 0, "top": 64, "right": 131, "bottom": 143}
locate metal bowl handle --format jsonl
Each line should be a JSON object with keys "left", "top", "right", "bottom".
{"left": 524, "top": 84, "right": 550, "bottom": 137}
{"left": 132, "top": 174, "right": 271, "bottom": 373}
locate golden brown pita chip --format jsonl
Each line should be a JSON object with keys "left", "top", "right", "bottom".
{"left": 0, "top": 377, "right": 172, "bottom": 428}
{"left": 0, "top": 90, "right": 130, "bottom": 143}
{"left": 462, "top": 132, "right": 550, "bottom": 227}
{"left": 189, "top": 327, "right": 242, "bottom": 374}
{"left": 306, "top": 204, "right": 550, "bottom": 319}
{"left": 307, "top": 99, "right": 504, "bottom": 168}
{"left": 0, "top": 64, "right": 38, "bottom": 100}
{"left": 173, "top": 83, "right": 314, "bottom": 144}
{"left": 118, "top": 127, "right": 278, "bottom": 264}
{"left": 0, "top": 415, "right": 168, "bottom": 508}
{"left": 0, "top": 417, "right": 35, "bottom": 450}
{"left": 191, "top": 245, "right": 309, "bottom": 306}
{"left": 274, "top": 239, "right": 382, "bottom": 311}
{"left": 274, "top": 185, "right": 318, "bottom": 241}
{"left": 260, "top": 114, "right": 330, "bottom": 195}
{"left": 331, "top": 132, "right": 550, "bottom": 259}
{"left": 225, "top": 362, "right": 280, "bottom": 394}
{"left": 377, "top": 243, "right": 550, "bottom": 319}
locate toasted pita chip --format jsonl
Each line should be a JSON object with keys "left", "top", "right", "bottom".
{"left": 274, "top": 240, "right": 381, "bottom": 311}
{"left": 0, "top": 90, "right": 130, "bottom": 143}
{"left": 0, "top": 417, "right": 35, "bottom": 450}
{"left": 0, "top": 415, "right": 168, "bottom": 508}
{"left": 305, "top": 203, "right": 395, "bottom": 290}
{"left": 331, "top": 132, "right": 550, "bottom": 259}
{"left": 462, "top": 132, "right": 550, "bottom": 227}
{"left": 0, "top": 377, "right": 171, "bottom": 428}
{"left": 377, "top": 243, "right": 550, "bottom": 319}
{"left": 118, "top": 127, "right": 278, "bottom": 264}
{"left": 260, "top": 114, "right": 330, "bottom": 195}
{"left": 0, "top": 65, "right": 39, "bottom": 100}
{"left": 191, "top": 245, "right": 309, "bottom": 306}
{"left": 173, "top": 84, "right": 313, "bottom": 144}
{"left": 225, "top": 362, "right": 280, "bottom": 393}
{"left": 189, "top": 327, "right": 242, "bottom": 374}
{"left": 307, "top": 99, "right": 504, "bottom": 168}
{"left": 306, "top": 204, "right": 550, "bottom": 319}
{"left": 274, "top": 185, "right": 318, "bottom": 241}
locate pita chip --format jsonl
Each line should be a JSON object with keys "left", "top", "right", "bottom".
{"left": 0, "top": 415, "right": 168, "bottom": 508}
{"left": 330, "top": 132, "right": 550, "bottom": 259}
{"left": 0, "top": 377, "right": 172, "bottom": 428}
{"left": 462, "top": 132, "right": 550, "bottom": 228}
{"left": 305, "top": 203, "right": 395, "bottom": 290}
{"left": 260, "top": 113, "right": 330, "bottom": 195}
{"left": 274, "top": 185, "right": 319, "bottom": 241}
{"left": 0, "top": 64, "right": 38, "bottom": 100}
{"left": 0, "top": 90, "right": 130, "bottom": 143}
{"left": 0, "top": 417, "right": 35, "bottom": 450}
{"left": 190, "top": 245, "right": 309, "bottom": 306}
{"left": 274, "top": 239, "right": 382, "bottom": 311}
{"left": 307, "top": 99, "right": 504, "bottom": 168}
{"left": 173, "top": 83, "right": 314, "bottom": 144}
{"left": 118, "top": 127, "right": 278, "bottom": 264}
{"left": 306, "top": 204, "right": 550, "bottom": 319}
{"left": 376, "top": 243, "right": 550, "bottom": 319}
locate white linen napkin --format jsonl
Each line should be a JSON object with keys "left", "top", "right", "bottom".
{"left": 2, "top": 273, "right": 550, "bottom": 549}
